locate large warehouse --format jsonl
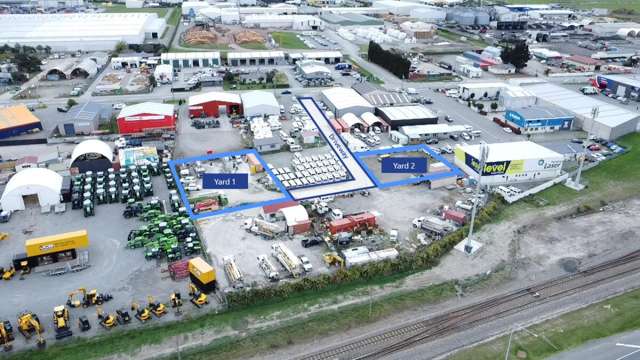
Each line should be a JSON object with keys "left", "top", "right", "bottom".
{"left": 523, "top": 82, "right": 640, "bottom": 140}
{"left": 189, "top": 92, "right": 242, "bottom": 118}
{"left": 454, "top": 141, "right": 564, "bottom": 185}
{"left": 505, "top": 105, "right": 574, "bottom": 133}
{"left": 376, "top": 105, "right": 438, "bottom": 129}
{"left": 70, "top": 139, "right": 114, "bottom": 173}
{"left": 227, "top": 51, "right": 286, "bottom": 66}
{"left": 117, "top": 102, "right": 176, "bottom": 134}
{"left": 0, "top": 105, "right": 43, "bottom": 139}
{"left": 1, "top": 168, "right": 62, "bottom": 212}
{"left": 321, "top": 87, "right": 374, "bottom": 117}
{"left": 0, "top": 13, "right": 166, "bottom": 51}
{"left": 241, "top": 91, "right": 280, "bottom": 117}
{"left": 58, "top": 102, "right": 109, "bottom": 136}
{"left": 161, "top": 52, "right": 222, "bottom": 69}
{"left": 595, "top": 74, "right": 640, "bottom": 100}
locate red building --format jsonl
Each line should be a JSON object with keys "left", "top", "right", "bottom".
{"left": 328, "top": 212, "right": 377, "bottom": 234}
{"left": 188, "top": 91, "right": 243, "bottom": 118}
{"left": 117, "top": 102, "right": 176, "bottom": 134}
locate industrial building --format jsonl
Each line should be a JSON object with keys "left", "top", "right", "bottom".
{"left": 250, "top": 117, "right": 283, "bottom": 152}
{"left": 409, "top": 7, "right": 447, "bottom": 22}
{"left": 320, "top": 13, "right": 384, "bottom": 27}
{"left": 58, "top": 102, "right": 110, "bottom": 136}
{"left": 321, "top": 87, "right": 374, "bottom": 117}
{"left": 279, "top": 205, "right": 311, "bottom": 235}
{"left": 376, "top": 105, "right": 438, "bottom": 130}
{"left": 160, "top": 52, "right": 222, "bottom": 69}
{"left": 0, "top": 13, "right": 166, "bottom": 51}
{"left": 398, "top": 124, "right": 467, "bottom": 143}
{"left": 399, "top": 21, "right": 437, "bottom": 39}
{"left": 242, "top": 15, "right": 324, "bottom": 31}
{"left": 45, "top": 58, "right": 102, "bottom": 80}
{"left": 227, "top": 51, "right": 286, "bottom": 66}
{"left": 351, "top": 82, "right": 412, "bottom": 107}
{"left": 586, "top": 22, "right": 640, "bottom": 38}
{"left": 0, "top": 168, "right": 62, "bottom": 213}
{"left": 241, "top": 91, "right": 280, "bottom": 117}
{"left": 300, "top": 51, "right": 343, "bottom": 64}
{"left": 454, "top": 141, "right": 564, "bottom": 185}
{"left": 595, "top": 74, "right": 640, "bottom": 101}
{"left": 188, "top": 92, "right": 242, "bottom": 118}
{"left": 0, "top": 105, "right": 43, "bottom": 139}
{"left": 505, "top": 105, "right": 574, "bottom": 133}
{"left": 522, "top": 82, "right": 640, "bottom": 140}
{"left": 69, "top": 139, "right": 114, "bottom": 173}
{"left": 563, "top": 55, "right": 604, "bottom": 72}
{"left": 117, "top": 102, "right": 176, "bottom": 134}
{"left": 296, "top": 60, "right": 332, "bottom": 80}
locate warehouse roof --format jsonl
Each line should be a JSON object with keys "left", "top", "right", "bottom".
{"left": 361, "top": 112, "right": 385, "bottom": 127}
{"left": 241, "top": 91, "right": 279, "bottom": 109}
{"left": 458, "top": 141, "right": 563, "bottom": 162}
{"left": 279, "top": 205, "right": 309, "bottom": 226}
{"left": 400, "top": 124, "right": 467, "bottom": 137}
{"left": 189, "top": 91, "right": 241, "bottom": 106}
{"left": 161, "top": 52, "right": 221, "bottom": 61}
{"left": 66, "top": 102, "right": 107, "bottom": 121}
{"left": 302, "top": 50, "right": 342, "bottom": 59}
{"left": 119, "top": 102, "right": 174, "bottom": 118}
{"left": 322, "top": 87, "right": 372, "bottom": 110}
{"left": 73, "top": 58, "right": 99, "bottom": 77}
{"left": 299, "top": 63, "right": 331, "bottom": 76}
{"left": 598, "top": 74, "right": 640, "bottom": 89}
{"left": 227, "top": 51, "right": 285, "bottom": 60}
{"left": 341, "top": 113, "right": 364, "bottom": 128}
{"left": 1, "top": 168, "right": 62, "bottom": 201}
{"left": 377, "top": 105, "right": 437, "bottom": 121}
{"left": 70, "top": 139, "right": 113, "bottom": 165}
{"left": 565, "top": 55, "right": 604, "bottom": 66}
{"left": 509, "top": 105, "right": 574, "bottom": 120}
{"left": 352, "top": 82, "right": 411, "bottom": 106}
{"left": 523, "top": 82, "right": 639, "bottom": 128}
{"left": 0, "top": 105, "right": 41, "bottom": 130}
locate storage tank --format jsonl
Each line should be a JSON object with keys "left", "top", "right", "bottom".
{"left": 456, "top": 11, "right": 476, "bottom": 26}
{"left": 475, "top": 12, "right": 490, "bottom": 26}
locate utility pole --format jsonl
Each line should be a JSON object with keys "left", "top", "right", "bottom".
{"left": 465, "top": 142, "right": 488, "bottom": 254}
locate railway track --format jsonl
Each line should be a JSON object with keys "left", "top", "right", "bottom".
{"left": 299, "top": 250, "right": 640, "bottom": 360}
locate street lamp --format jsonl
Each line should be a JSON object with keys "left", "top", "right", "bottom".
{"left": 464, "top": 141, "right": 488, "bottom": 254}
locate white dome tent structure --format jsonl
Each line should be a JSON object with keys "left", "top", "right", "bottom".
{"left": 1, "top": 168, "right": 63, "bottom": 212}
{"left": 70, "top": 139, "right": 114, "bottom": 173}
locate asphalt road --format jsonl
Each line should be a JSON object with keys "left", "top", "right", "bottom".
{"left": 549, "top": 330, "right": 640, "bottom": 360}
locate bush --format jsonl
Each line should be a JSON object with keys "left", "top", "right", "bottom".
{"left": 67, "top": 98, "right": 78, "bottom": 108}
{"left": 226, "top": 198, "right": 506, "bottom": 309}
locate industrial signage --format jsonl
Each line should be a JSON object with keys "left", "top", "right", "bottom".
{"left": 202, "top": 173, "right": 248, "bottom": 189}
{"left": 465, "top": 153, "right": 524, "bottom": 176}
{"left": 381, "top": 157, "right": 428, "bottom": 173}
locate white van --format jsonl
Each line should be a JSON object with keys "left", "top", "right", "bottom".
{"left": 280, "top": 105, "right": 285, "bottom": 114}
{"left": 289, "top": 144, "right": 303, "bottom": 152}
{"left": 470, "top": 130, "right": 482, "bottom": 137}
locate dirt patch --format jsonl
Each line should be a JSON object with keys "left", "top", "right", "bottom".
{"left": 183, "top": 27, "right": 218, "bottom": 45}
{"left": 232, "top": 30, "right": 265, "bottom": 44}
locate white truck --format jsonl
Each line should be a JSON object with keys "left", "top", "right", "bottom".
{"left": 271, "top": 242, "right": 303, "bottom": 278}
{"left": 257, "top": 255, "right": 280, "bottom": 281}
{"left": 244, "top": 218, "right": 285, "bottom": 238}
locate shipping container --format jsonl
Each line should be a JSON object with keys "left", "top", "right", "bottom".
{"left": 188, "top": 257, "right": 216, "bottom": 293}
{"left": 328, "top": 212, "right": 377, "bottom": 234}
{"left": 246, "top": 153, "right": 264, "bottom": 174}
{"left": 25, "top": 230, "right": 89, "bottom": 257}
{"left": 443, "top": 209, "right": 467, "bottom": 225}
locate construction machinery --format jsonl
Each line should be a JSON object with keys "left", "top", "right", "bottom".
{"left": 67, "top": 288, "right": 112, "bottom": 308}
{"left": 323, "top": 252, "right": 345, "bottom": 268}
{"left": 115, "top": 309, "right": 131, "bottom": 324}
{"left": 122, "top": 202, "right": 143, "bottom": 218}
{"left": 52, "top": 306, "right": 72, "bottom": 339}
{"left": 0, "top": 232, "right": 8, "bottom": 241}
{"left": 147, "top": 296, "right": 167, "bottom": 317}
{"left": 271, "top": 242, "right": 303, "bottom": 278}
{"left": 16, "top": 312, "right": 46, "bottom": 348}
{"left": 77, "top": 316, "right": 91, "bottom": 332}
{"left": 96, "top": 307, "right": 117, "bottom": 329}
{"left": 170, "top": 292, "right": 183, "bottom": 315}
{"left": 0, "top": 320, "right": 14, "bottom": 352}
{"left": 223, "top": 256, "right": 244, "bottom": 289}
{"left": 131, "top": 302, "right": 152, "bottom": 322}
{"left": 257, "top": 255, "right": 279, "bottom": 282}
{"left": 188, "top": 283, "right": 209, "bottom": 308}
{"left": 1, "top": 267, "right": 15, "bottom": 281}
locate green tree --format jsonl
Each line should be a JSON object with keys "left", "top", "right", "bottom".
{"left": 113, "top": 41, "right": 128, "bottom": 55}
{"left": 44, "top": 46, "right": 52, "bottom": 55}
{"left": 148, "top": 74, "right": 157, "bottom": 88}
{"left": 490, "top": 102, "right": 498, "bottom": 111}
{"left": 476, "top": 103, "right": 485, "bottom": 111}
{"left": 11, "top": 71, "right": 28, "bottom": 83}
{"left": 223, "top": 71, "right": 234, "bottom": 82}
{"left": 500, "top": 40, "right": 531, "bottom": 72}
{"left": 67, "top": 98, "right": 78, "bottom": 108}
{"left": 14, "top": 53, "right": 41, "bottom": 73}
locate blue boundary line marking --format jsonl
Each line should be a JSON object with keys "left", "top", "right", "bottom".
{"left": 353, "top": 144, "right": 464, "bottom": 189}
{"left": 168, "top": 149, "right": 293, "bottom": 221}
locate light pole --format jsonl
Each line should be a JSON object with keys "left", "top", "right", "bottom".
{"left": 464, "top": 142, "right": 488, "bottom": 254}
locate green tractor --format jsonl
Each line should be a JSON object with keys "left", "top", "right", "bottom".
{"left": 83, "top": 200, "right": 95, "bottom": 217}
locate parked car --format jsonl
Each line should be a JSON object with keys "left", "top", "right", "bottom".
{"left": 112, "top": 103, "right": 125, "bottom": 110}
{"left": 449, "top": 134, "right": 459, "bottom": 140}
{"left": 281, "top": 90, "right": 292, "bottom": 95}
{"left": 502, "top": 127, "right": 513, "bottom": 133}
{"left": 301, "top": 237, "right": 322, "bottom": 248}
{"left": 570, "top": 138, "right": 584, "bottom": 144}
{"left": 444, "top": 116, "right": 453, "bottom": 123}
{"left": 587, "top": 144, "right": 601, "bottom": 151}
{"left": 460, "top": 132, "right": 471, "bottom": 141}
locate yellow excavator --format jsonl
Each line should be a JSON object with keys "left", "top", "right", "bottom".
{"left": 131, "top": 302, "right": 152, "bottom": 322}
{"left": 170, "top": 292, "right": 183, "bottom": 315}
{"left": 67, "top": 288, "right": 112, "bottom": 308}
{"left": 16, "top": 312, "right": 45, "bottom": 348}
{"left": 96, "top": 307, "right": 117, "bottom": 329}
{"left": 1, "top": 267, "right": 15, "bottom": 281}
{"left": 188, "top": 283, "right": 209, "bottom": 308}
{"left": 52, "top": 305, "right": 72, "bottom": 339}
{"left": 0, "top": 320, "right": 14, "bottom": 352}
{"left": 0, "top": 233, "right": 8, "bottom": 241}
{"left": 147, "top": 296, "right": 167, "bottom": 317}
{"left": 323, "top": 252, "right": 345, "bottom": 268}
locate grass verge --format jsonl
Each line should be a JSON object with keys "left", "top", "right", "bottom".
{"left": 344, "top": 55, "right": 384, "bottom": 85}
{"left": 449, "top": 287, "right": 640, "bottom": 360}
{"left": 167, "top": 8, "right": 181, "bottom": 26}
{"left": 100, "top": 3, "right": 168, "bottom": 17}
{"left": 271, "top": 32, "right": 309, "bottom": 49}
{"left": 436, "top": 29, "right": 487, "bottom": 48}
{"left": 239, "top": 41, "right": 268, "bottom": 50}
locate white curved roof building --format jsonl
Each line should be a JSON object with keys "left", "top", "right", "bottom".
{"left": 241, "top": 91, "right": 280, "bottom": 117}
{"left": 1, "top": 168, "right": 62, "bottom": 212}
{"left": 0, "top": 13, "right": 166, "bottom": 51}
{"left": 321, "top": 87, "right": 374, "bottom": 117}
{"left": 70, "top": 139, "right": 114, "bottom": 172}
{"left": 341, "top": 113, "right": 366, "bottom": 130}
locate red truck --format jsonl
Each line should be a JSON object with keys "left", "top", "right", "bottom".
{"left": 194, "top": 199, "right": 219, "bottom": 213}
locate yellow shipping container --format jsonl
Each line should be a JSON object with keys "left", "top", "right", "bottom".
{"left": 25, "top": 230, "right": 89, "bottom": 257}
{"left": 188, "top": 257, "right": 216, "bottom": 284}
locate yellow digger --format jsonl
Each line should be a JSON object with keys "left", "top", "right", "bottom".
{"left": 323, "top": 252, "right": 345, "bottom": 268}
{"left": 170, "top": 292, "right": 183, "bottom": 315}
{"left": 52, "top": 306, "right": 72, "bottom": 339}
{"left": 1, "top": 267, "right": 15, "bottom": 281}
{"left": 96, "top": 307, "right": 117, "bottom": 329}
{"left": 67, "top": 288, "right": 112, "bottom": 308}
{"left": 131, "top": 302, "right": 152, "bottom": 322}
{"left": 147, "top": 296, "right": 167, "bottom": 318}
{"left": 188, "top": 283, "right": 209, "bottom": 308}
{"left": 16, "top": 312, "right": 46, "bottom": 348}
{"left": 0, "top": 320, "right": 14, "bottom": 352}
{"left": 0, "top": 233, "right": 8, "bottom": 241}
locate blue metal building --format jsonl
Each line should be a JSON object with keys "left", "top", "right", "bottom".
{"left": 505, "top": 106, "right": 574, "bottom": 133}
